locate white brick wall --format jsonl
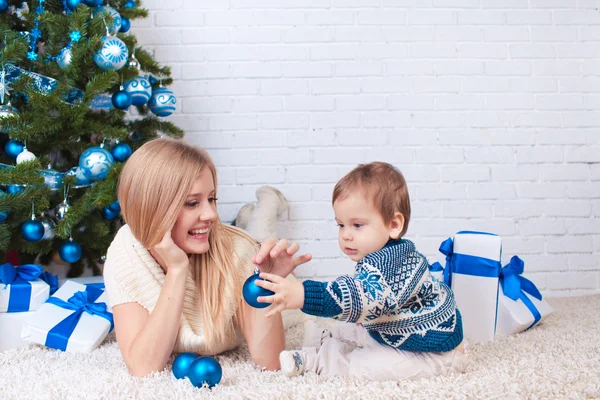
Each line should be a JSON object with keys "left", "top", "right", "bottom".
{"left": 136, "top": 0, "right": 600, "bottom": 297}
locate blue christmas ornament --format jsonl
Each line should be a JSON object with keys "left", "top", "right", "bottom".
{"left": 111, "top": 90, "right": 132, "bottom": 109}
{"left": 67, "top": 167, "right": 93, "bottom": 186}
{"left": 56, "top": 47, "right": 72, "bottom": 70}
{"left": 242, "top": 273, "right": 274, "bottom": 309}
{"left": 120, "top": 17, "right": 130, "bottom": 33}
{"left": 4, "top": 139, "right": 24, "bottom": 160}
{"left": 84, "top": 0, "right": 103, "bottom": 6}
{"left": 7, "top": 185, "right": 23, "bottom": 195}
{"left": 188, "top": 357, "right": 222, "bottom": 388}
{"left": 93, "top": 6, "right": 122, "bottom": 35}
{"left": 40, "top": 168, "right": 64, "bottom": 191}
{"left": 123, "top": 0, "right": 136, "bottom": 8}
{"left": 148, "top": 87, "right": 177, "bottom": 117}
{"left": 79, "top": 146, "right": 114, "bottom": 180}
{"left": 102, "top": 207, "right": 119, "bottom": 221}
{"left": 0, "top": 0, "right": 8, "bottom": 12}
{"left": 108, "top": 200, "right": 121, "bottom": 212}
{"left": 66, "top": 0, "right": 81, "bottom": 11}
{"left": 59, "top": 240, "right": 82, "bottom": 263}
{"left": 93, "top": 36, "right": 128, "bottom": 71}
{"left": 172, "top": 352, "right": 199, "bottom": 380}
{"left": 124, "top": 76, "right": 152, "bottom": 106}
{"left": 21, "top": 219, "right": 44, "bottom": 242}
{"left": 111, "top": 142, "right": 132, "bottom": 162}
{"left": 0, "top": 190, "right": 8, "bottom": 222}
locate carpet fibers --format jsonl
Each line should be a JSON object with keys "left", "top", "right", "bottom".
{"left": 1, "top": 295, "right": 599, "bottom": 400}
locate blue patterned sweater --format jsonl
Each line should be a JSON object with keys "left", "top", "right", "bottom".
{"left": 301, "top": 239, "right": 463, "bottom": 352}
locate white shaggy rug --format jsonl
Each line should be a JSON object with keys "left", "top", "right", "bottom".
{"left": 1, "top": 295, "right": 599, "bottom": 400}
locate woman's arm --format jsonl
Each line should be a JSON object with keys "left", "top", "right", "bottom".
{"left": 113, "top": 267, "right": 188, "bottom": 377}
{"left": 238, "top": 301, "right": 285, "bottom": 371}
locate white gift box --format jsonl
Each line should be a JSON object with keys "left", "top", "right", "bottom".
{"left": 446, "top": 231, "right": 502, "bottom": 343}
{"left": 58, "top": 276, "right": 104, "bottom": 290}
{"left": 0, "top": 278, "right": 50, "bottom": 313}
{"left": 0, "top": 311, "right": 34, "bottom": 352}
{"left": 21, "top": 280, "right": 112, "bottom": 353}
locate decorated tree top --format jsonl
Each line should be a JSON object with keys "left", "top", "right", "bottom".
{"left": 0, "top": 0, "right": 182, "bottom": 276}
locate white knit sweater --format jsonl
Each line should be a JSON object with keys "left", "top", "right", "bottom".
{"left": 103, "top": 224, "right": 255, "bottom": 355}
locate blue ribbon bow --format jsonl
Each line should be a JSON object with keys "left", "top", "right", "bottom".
{"left": 0, "top": 263, "right": 56, "bottom": 312}
{"left": 499, "top": 256, "right": 542, "bottom": 330}
{"left": 429, "top": 262, "right": 444, "bottom": 273}
{"left": 45, "top": 286, "right": 114, "bottom": 351}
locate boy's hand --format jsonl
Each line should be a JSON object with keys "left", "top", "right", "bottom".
{"left": 255, "top": 272, "right": 305, "bottom": 318}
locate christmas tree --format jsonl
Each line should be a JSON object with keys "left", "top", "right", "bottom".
{"left": 0, "top": 0, "right": 182, "bottom": 277}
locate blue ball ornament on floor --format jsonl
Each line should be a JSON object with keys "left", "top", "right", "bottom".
{"left": 59, "top": 240, "right": 82, "bottom": 263}
{"left": 242, "top": 273, "right": 274, "bottom": 309}
{"left": 172, "top": 352, "right": 199, "bottom": 380}
{"left": 4, "top": 139, "right": 24, "bottom": 160}
{"left": 112, "top": 90, "right": 132, "bottom": 109}
{"left": 0, "top": 0, "right": 8, "bottom": 12}
{"left": 148, "top": 87, "right": 177, "bottom": 117}
{"left": 111, "top": 142, "right": 132, "bottom": 162}
{"left": 188, "top": 356, "right": 222, "bottom": 388}
{"left": 21, "top": 220, "right": 45, "bottom": 242}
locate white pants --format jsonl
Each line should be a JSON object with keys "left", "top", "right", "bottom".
{"left": 302, "top": 317, "right": 470, "bottom": 381}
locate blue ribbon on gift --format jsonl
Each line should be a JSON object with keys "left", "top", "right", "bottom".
{"left": 0, "top": 263, "right": 56, "bottom": 312}
{"left": 438, "top": 235, "right": 501, "bottom": 287}
{"left": 429, "top": 262, "right": 444, "bottom": 273}
{"left": 499, "top": 255, "right": 542, "bottom": 330}
{"left": 45, "top": 286, "right": 113, "bottom": 351}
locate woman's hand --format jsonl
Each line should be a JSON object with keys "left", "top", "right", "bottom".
{"left": 150, "top": 230, "right": 189, "bottom": 272}
{"left": 252, "top": 238, "right": 312, "bottom": 278}
{"left": 255, "top": 272, "right": 305, "bottom": 318}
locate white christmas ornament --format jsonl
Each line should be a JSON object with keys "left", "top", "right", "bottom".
{"left": 16, "top": 147, "right": 36, "bottom": 164}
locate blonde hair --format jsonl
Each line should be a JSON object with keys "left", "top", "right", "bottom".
{"left": 118, "top": 138, "right": 256, "bottom": 348}
{"left": 332, "top": 162, "right": 411, "bottom": 237}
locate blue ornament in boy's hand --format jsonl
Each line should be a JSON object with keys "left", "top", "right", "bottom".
{"left": 242, "top": 273, "right": 274, "bottom": 309}
{"left": 172, "top": 352, "right": 199, "bottom": 380}
{"left": 188, "top": 356, "right": 222, "bottom": 388}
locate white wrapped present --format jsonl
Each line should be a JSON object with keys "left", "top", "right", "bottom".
{"left": 439, "top": 231, "right": 502, "bottom": 343}
{"left": 58, "top": 275, "right": 105, "bottom": 291}
{"left": 21, "top": 280, "right": 113, "bottom": 353}
{"left": 0, "top": 264, "right": 58, "bottom": 313}
{"left": 496, "top": 256, "right": 553, "bottom": 337}
{"left": 0, "top": 311, "right": 34, "bottom": 352}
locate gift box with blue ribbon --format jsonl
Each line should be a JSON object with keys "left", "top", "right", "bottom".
{"left": 21, "top": 280, "right": 113, "bottom": 353}
{"left": 496, "top": 256, "right": 553, "bottom": 337}
{"left": 0, "top": 311, "right": 35, "bottom": 352}
{"left": 0, "top": 263, "right": 58, "bottom": 313}
{"left": 434, "top": 231, "right": 502, "bottom": 343}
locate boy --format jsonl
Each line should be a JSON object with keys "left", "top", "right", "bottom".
{"left": 256, "top": 162, "right": 468, "bottom": 380}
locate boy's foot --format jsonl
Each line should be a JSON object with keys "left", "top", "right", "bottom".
{"left": 280, "top": 350, "right": 308, "bottom": 377}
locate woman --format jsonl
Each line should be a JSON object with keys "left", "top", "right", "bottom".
{"left": 103, "top": 138, "right": 311, "bottom": 377}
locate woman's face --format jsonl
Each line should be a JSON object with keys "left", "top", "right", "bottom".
{"left": 171, "top": 168, "right": 218, "bottom": 255}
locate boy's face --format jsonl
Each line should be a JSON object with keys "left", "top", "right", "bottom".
{"left": 333, "top": 193, "right": 394, "bottom": 262}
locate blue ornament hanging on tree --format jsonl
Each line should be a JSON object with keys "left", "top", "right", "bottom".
{"left": 65, "top": 0, "right": 81, "bottom": 11}
{"left": 102, "top": 207, "right": 119, "bottom": 221}
{"left": 148, "top": 87, "right": 177, "bottom": 117}
{"left": 120, "top": 17, "right": 130, "bottom": 33}
{"left": 56, "top": 47, "right": 72, "bottom": 70}
{"left": 172, "top": 352, "right": 199, "bottom": 380}
{"left": 111, "top": 89, "right": 132, "bottom": 109}
{"left": 111, "top": 142, "right": 132, "bottom": 162}
{"left": 79, "top": 146, "right": 115, "bottom": 180}
{"left": 40, "top": 168, "right": 64, "bottom": 191}
{"left": 0, "top": 190, "right": 8, "bottom": 223}
{"left": 93, "top": 6, "right": 122, "bottom": 35}
{"left": 188, "top": 357, "right": 222, "bottom": 388}
{"left": 7, "top": 185, "right": 23, "bottom": 195}
{"left": 21, "top": 219, "right": 45, "bottom": 242}
{"left": 124, "top": 76, "right": 152, "bottom": 106}
{"left": 4, "top": 139, "right": 24, "bottom": 160}
{"left": 0, "top": 0, "right": 8, "bottom": 12}
{"left": 108, "top": 200, "right": 121, "bottom": 212}
{"left": 83, "top": 0, "right": 103, "bottom": 6}
{"left": 242, "top": 272, "right": 274, "bottom": 309}
{"left": 93, "top": 36, "right": 128, "bottom": 71}
{"left": 123, "top": 0, "right": 136, "bottom": 8}
{"left": 59, "top": 239, "right": 82, "bottom": 263}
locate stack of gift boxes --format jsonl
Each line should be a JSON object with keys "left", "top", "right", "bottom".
{"left": 429, "top": 231, "right": 554, "bottom": 342}
{"left": 0, "top": 263, "right": 112, "bottom": 353}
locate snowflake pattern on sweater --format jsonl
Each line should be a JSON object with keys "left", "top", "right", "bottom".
{"left": 301, "top": 239, "right": 463, "bottom": 352}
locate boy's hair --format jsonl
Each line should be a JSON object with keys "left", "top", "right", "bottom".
{"left": 332, "top": 162, "right": 411, "bottom": 237}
